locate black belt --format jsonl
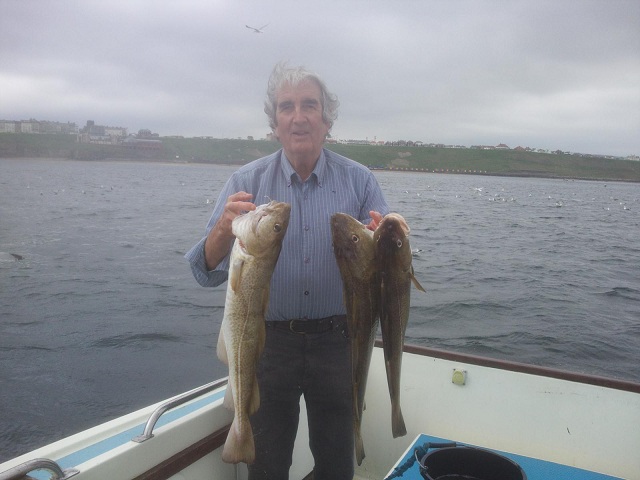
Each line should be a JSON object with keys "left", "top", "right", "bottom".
{"left": 265, "top": 315, "right": 347, "bottom": 334}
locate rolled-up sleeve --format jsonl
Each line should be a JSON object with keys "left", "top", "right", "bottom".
{"left": 184, "top": 236, "right": 229, "bottom": 287}
{"left": 185, "top": 165, "right": 251, "bottom": 288}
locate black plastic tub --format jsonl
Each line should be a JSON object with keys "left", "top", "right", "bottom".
{"left": 417, "top": 444, "right": 527, "bottom": 480}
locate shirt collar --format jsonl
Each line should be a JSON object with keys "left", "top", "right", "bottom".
{"left": 280, "top": 149, "right": 326, "bottom": 188}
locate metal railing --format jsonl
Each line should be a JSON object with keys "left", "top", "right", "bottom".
{"left": 0, "top": 377, "right": 230, "bottom": 479}
{"left": 132, "top": 376, "right": 229, "bottom": 443}
{"left": 0, "top": 458, "right": 79, "bottom": 480}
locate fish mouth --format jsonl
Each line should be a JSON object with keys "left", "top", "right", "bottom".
{"left": 376, "top": 220, "right": 406, "bottom": 251}
{"left": 251, "top": 211, "right": 269, "bottom": 234}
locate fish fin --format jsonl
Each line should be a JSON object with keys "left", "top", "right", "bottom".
{"left": 229, "top": 258, "right": 244, "bottom": 293}
{"left": 392, "top": 403, "right": 407, "bottom": 438}
{"left": 410, "top": 273, "right": 426, "bottom": 292}
{"left": 223, "top": 382, "right": 234, "bottom": 411}
{"left": 249, "top": 376, "right": 260, "bottom": 415}
{"left": 216, "top": 330, "right": 229, "bottom": 364}
{"left": 355, "top": 427, "right": 366, "bottom": 466}
{"left": 222, "top": 416, "right": 255, "bottom": 464}
{"left": 410, "top": 266, "right": 426, "bottom": 292}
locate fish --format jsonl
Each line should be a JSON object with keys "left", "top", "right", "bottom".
{"left": 374, "top": 213, "right": 425, "bottom": 438}
{"left": 331, "top": 213, "right": 380, "bottom": 466}
{"left": 217, "top": 200, "right": 291, "bottom": 464}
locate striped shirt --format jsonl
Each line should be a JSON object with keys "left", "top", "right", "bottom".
{"left": 185, "top": 148, "right": 389, "bottom": 321}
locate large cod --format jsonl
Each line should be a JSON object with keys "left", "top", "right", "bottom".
{"left": 331, "top": 213, "right": 380, "bottom": 466}
{"left": 374, "top": 213, "right": 425, "bottom": 438}
{"left": 217, "top": 200, "right": 291, "bottom": 464}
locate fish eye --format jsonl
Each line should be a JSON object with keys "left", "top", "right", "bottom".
{"left": 396, "top": 239, "right": 403, "bottom": 248}
{"left": 351, "top": 234, "right": 359, "bottom": 243}
{"left": 274, "top": 224, "right": 282, "bottom": 232}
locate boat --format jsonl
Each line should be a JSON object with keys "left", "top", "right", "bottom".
{"left": 1, "top": 341, "right": 638, "bottom": 480}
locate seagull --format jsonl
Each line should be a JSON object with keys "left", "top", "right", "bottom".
{"left": 246, "top": 23, "right": 269, "bottom": 33}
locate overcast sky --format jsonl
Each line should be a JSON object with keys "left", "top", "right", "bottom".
{"left": 2, "top": 0, "right": 639, "bottom": 156}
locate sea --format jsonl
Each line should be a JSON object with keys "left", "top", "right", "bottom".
{"left": 1, "top": 158, "right": 639, "bottom": 462}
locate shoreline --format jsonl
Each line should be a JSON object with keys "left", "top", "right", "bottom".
{"left": 2, "top": 156, "right": 638, "bottom": 184}
{"left": 2, "top": 134, "right": 638, "bottom": 183}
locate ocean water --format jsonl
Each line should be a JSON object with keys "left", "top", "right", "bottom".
{"left": 1, "top": 158, "right": 639, "bottom": 462}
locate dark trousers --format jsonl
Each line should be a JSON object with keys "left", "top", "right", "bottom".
{"left": 247, "top": 321, "right": 354, "bottom": 480}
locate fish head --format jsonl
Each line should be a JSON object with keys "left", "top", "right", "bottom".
{"left": 331, "top": 213, "right": 376, "bottom": 277}
{"left": 232, "top": 201, "right": 291, "bottom": 256}
{"left": 374, "top": 213, "right": 412, "bottom": 262}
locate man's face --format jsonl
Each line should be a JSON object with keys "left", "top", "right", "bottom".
{"left": 274, "top": 80, "right": 330, "bottom": 162}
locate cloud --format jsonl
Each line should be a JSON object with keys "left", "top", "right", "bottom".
{"left": 1, "top": 0, "right": 638, "bottom": 155}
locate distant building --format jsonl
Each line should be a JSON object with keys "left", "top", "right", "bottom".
{"left": 105, "top": 126, "right": 127, "bottom": 139}
{"left": 122, "top": 137, "right": 162, "bottom": 152}
{"left": 78, "top": 120, "right": 127, "bottom": 144}
{"left": 0, "top": 119, "right": 77, "bottom": 135}
{"left": 0, "top": 120, "right": 17, "bottom": 133}
{"left": 121, "top": 128, "right": 162, "bottom": 151}
{"left": 19, "top": 120, "right": 39, "bottom": 133}
{"left": 39, "top": 120, "right": 78, "bottom": 134}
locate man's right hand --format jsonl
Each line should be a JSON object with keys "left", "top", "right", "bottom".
{"left": 204, "top": 191, "right": 256, "bottom": 270}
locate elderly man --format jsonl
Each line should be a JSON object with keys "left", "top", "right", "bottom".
{"left": 186, "top": 62, "right": 389, "bottom": 479}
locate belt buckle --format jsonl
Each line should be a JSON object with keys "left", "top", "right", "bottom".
{"left": 289, "top": 319, "right": 303, "bottom": 334}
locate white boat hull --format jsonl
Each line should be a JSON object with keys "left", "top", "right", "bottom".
{"left": 1, "top": 344, "right": 638, "bottom": 480}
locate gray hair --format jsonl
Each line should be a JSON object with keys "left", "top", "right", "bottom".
{"left": 264, "top": 62, "right": 339, "bottom": 132}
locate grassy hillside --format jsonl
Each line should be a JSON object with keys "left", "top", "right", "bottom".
{"left": 1, "top": 133, "right": 638, "bottom": 182}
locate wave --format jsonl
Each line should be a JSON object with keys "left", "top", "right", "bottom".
{"left": 90, "top": 332, "right": 183, "bottom": 349}
{"left": 0, "top": 344, "right": 55, "bottom": 353}
{"left": 597, "top": 286, "right": 640, "bottom": 301}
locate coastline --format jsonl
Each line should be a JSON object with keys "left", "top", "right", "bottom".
{"left": 1, "top": 134, "right": 639, "bottom": 182}
{"left": 3, "top": 155, "right": 638, "bottom": 184}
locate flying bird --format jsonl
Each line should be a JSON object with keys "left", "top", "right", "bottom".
{"left": 246, "top": 23, "right": 269, "bottom": 33}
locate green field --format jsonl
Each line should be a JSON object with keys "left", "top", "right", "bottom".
{"left": 1, "top": 133, "right": 638, "bottom": 182}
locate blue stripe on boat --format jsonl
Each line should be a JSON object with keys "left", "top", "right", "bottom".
{"left": 34, "top": 388, "right": 227, "bottom": 477}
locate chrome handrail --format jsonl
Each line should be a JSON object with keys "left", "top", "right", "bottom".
{"left": 132, "top": 376, "right": 229, "bottom": 443}
{"left": 0, "top": 458, "right": 79, "bottom": 480}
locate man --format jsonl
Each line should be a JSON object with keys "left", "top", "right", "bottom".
{"left": 185, "top": 62, "right": 389, "bottom": 479}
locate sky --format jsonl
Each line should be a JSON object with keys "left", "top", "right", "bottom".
{"left": 1, "top": 0, "right": 639, "bottom": 157}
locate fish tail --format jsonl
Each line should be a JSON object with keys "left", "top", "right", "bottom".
{"left": 391, "top": 403, "right": 407, "bottom": 438}
{"left": 222, "top": 416, "right": 255, "bottom": 464}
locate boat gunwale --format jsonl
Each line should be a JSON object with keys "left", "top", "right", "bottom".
{"left": 395, "top": 341, "right": 640, "bottom": 394}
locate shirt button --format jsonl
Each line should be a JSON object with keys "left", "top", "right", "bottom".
{"left": 304, "top": 225, "right": 310, "bottom": 231}
{"left": 304, "top": 290, "right": 309, "bottom": 296}
{"left": 304, "top": 257, "right": 310, "bottom": 264}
